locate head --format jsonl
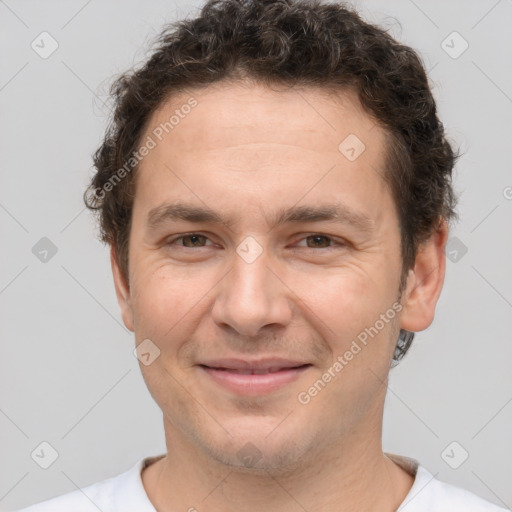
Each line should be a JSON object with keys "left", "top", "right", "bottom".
{"left": 85, "top": 0, "right": 457, "bottom": 471}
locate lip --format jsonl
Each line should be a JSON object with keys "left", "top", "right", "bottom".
{"left": 198, "top": 358, "right": 312, "bottom": 395}
{"left": 199, "top": 358, "right": 308, "bottom": 372}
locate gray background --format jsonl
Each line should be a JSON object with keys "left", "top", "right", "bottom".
{"left": 1, "top": 0, "right": 511, "bottom": 510}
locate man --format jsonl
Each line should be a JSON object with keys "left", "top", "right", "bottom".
{"left": 16, "top": 0, "right": 508, "bottom": 511}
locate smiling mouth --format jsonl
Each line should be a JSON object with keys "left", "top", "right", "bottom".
{"left": 198, "top": 363, "right": 312, "bottom": 395}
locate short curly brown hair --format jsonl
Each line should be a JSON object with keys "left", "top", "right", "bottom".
{"left": 84, "top": 0, "right": 458, "bottom": 361}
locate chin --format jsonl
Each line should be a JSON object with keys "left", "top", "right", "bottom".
{"left": 198, "top": 418, "right": 318, "bottom": 474}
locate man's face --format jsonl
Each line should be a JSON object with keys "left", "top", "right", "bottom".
{"left": 113, "top": 82, "right": 413, "bottom": 470}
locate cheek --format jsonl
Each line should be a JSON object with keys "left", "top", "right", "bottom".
{"left": 291, "top": 262, "right": 399, "bottom": 339}
{"left": 130, "top": 269, "right": 206, "bottom": 340}
{"left": 129, "top": 265, "right": 228, "bottom": 374}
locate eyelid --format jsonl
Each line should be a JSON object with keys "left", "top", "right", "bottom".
{"left": 166, "top": 232, "right": 215, "bottom": 247}
{"left": 293, "top": 233, "right": 345, "bottom": 248}
{"left": 166, "top": 232, "right": 346, "bottom": 249}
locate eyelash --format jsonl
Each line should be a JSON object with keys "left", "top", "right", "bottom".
{"left": 166, "top": 233, "right": 345, "bottom": 250}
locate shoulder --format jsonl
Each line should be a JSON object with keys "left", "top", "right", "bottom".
{"left": 399, "top": 464, "right": 510, "bottom": 512}
{"left": 13, "top": 477, "right": 117, "bottom": 512}
{"left": 13, "top": 456, "right": 159, "bottom": 512}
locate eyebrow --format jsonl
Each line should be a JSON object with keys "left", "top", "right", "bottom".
{"left": 146, "top": 201, "right": 374, "bottom": 232}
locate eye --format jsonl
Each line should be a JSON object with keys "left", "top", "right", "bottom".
{"left": 166, "top": 233, "right": 345, "bottom": 251}
{"left": 167, "top": 233, "right": 213, "bottom": 248}
{"left": 295, "top": 234, "right": 342, "bottom": 249}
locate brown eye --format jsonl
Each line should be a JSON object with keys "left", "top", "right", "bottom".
{"left": 169, "top": 234, "right": 211, "bottom": 248}
{"left": 304, "top": 235, "right": 333, "bottom": 248}
{"left": 293, "top": 234, "right": 347, "bottom": 251}
{"left": 181, "top": 234, "right": 208, "bottom": 247}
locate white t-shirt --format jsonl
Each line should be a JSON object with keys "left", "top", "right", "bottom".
{"left": 14, "top": 452, "right": 509, "bottom": 512}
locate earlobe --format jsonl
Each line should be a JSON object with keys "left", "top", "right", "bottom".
{"left": 400, "top": 219, "right": 448, "bottom": 333}
{"left": 110, "top": 246, "right": 134, "bottom": 332}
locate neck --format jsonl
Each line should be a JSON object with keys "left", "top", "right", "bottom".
{"left": 142, "top": 419, "right": 414, "bottom": 512}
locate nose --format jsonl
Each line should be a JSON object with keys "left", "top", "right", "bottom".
{"left": 211, "top": 243, "right": 293, "bottom": 338}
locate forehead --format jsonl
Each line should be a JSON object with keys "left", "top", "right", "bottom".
{"left": 133, "top": 81, "right": 392, "bottom": 224}
{"left": 145, "top": 81, "right": 382, "bottom": 155}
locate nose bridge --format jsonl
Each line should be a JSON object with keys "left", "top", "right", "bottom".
{"left": 211, "top": 237, "right": 292, "bottom": 336}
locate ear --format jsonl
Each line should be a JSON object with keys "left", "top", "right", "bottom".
{"left": 400, "top": 219, "right": 448, "bottom": 332}
{"left": 110, "top": 245, "right": 134, "bottom": 332}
